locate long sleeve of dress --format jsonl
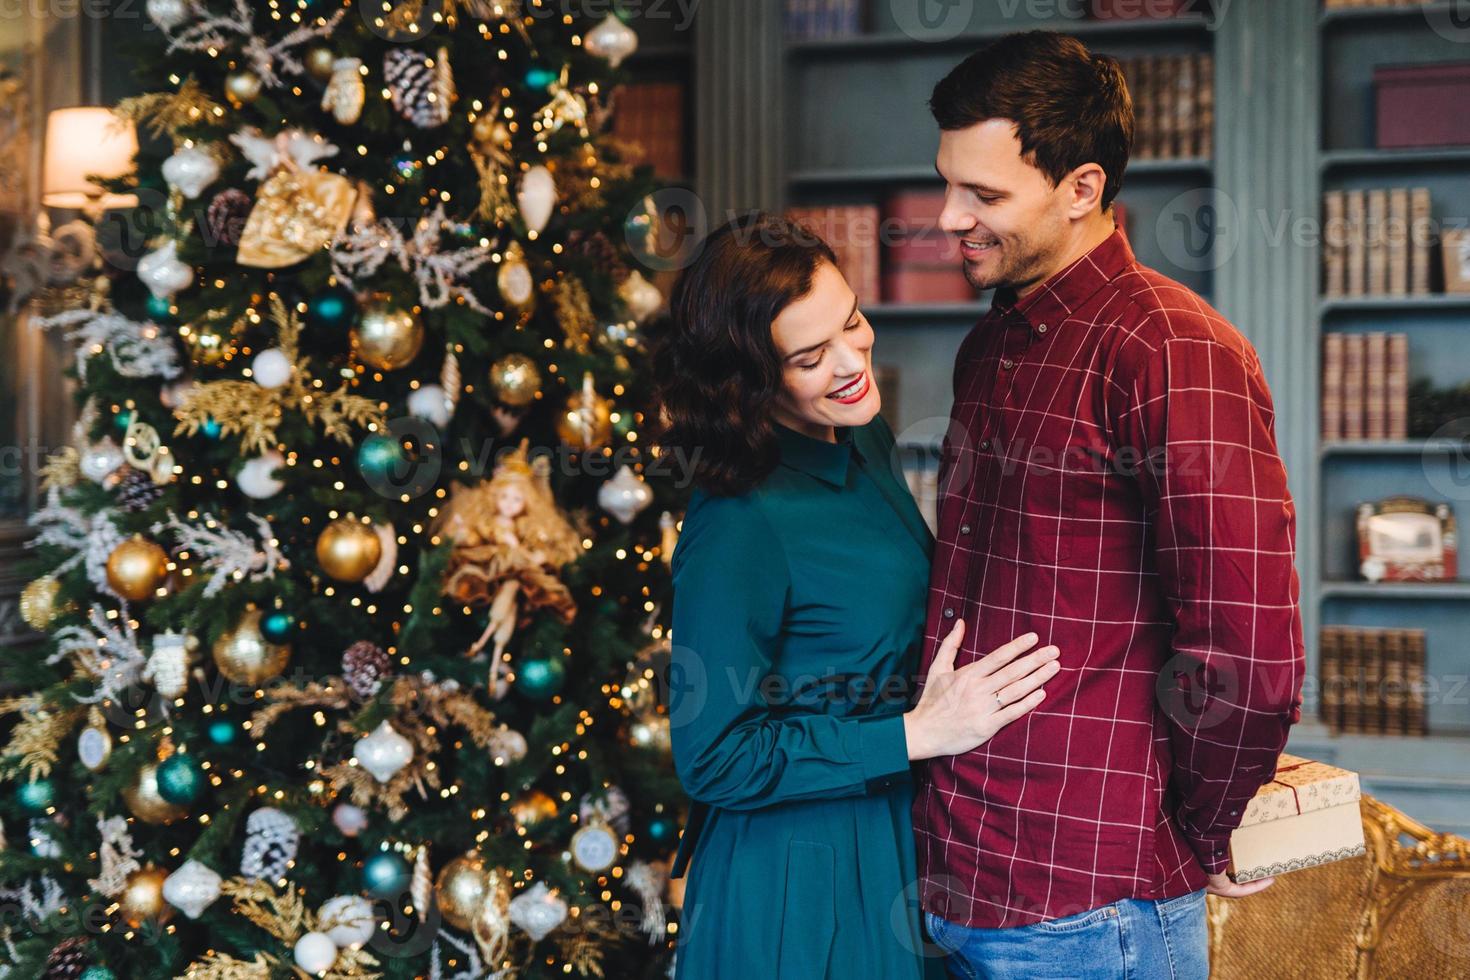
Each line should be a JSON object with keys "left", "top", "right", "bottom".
{"left": 668, "top": 493, "right": 912, "bottom": 811}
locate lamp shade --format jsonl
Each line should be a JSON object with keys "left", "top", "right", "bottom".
{"left": 42, "top": 107, "right": 139, "bottom": 210}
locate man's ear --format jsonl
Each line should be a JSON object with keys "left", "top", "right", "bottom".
{"left": 1066, "top": 163, "right": 1108, "bottom": 219}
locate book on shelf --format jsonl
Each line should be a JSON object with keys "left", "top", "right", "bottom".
{"left": 880, "top": 188, "right": 978, "bottom": 304}
{"left": 1121, "top": 54, "right": 1212, "bottom": 162}
{"left": 611, "top": 81, "right": 685, "bottom": 178}
{"left": 1321, "top": 0, "right": 1439, "bottom": 10}
{"left": 784, "top": 205, "right": 882, "bottom": 306}
{"left": 1323, "top": 186, "right": 1433, "bottom": 298}
{"left": 1322, "top": 332, "right": 1409, "bottom": 441}
{"left": 1320, "top": 625, "right": 1428, "bottom": 737}
{"left": 784, "top": 0, "right": 862, "bottom": 39}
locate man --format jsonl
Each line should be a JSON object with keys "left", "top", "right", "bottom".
{"left": 913, "top": 31, "right": 1306, "bottom": 979}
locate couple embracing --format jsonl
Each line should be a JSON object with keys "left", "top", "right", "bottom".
{"left": 651, "top": 30, "right": 1305, "bottom": 980}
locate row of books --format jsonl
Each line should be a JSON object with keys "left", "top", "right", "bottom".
{"left": 784, "top": 0, "right": 861, "bottom": 39}
{"left": 1122, "top": 54, "right": 1214, "bottom": 161}
{"left": 611, "top": 82, "right": 686, "bottom": 179}
{"left": 1321, "top": 332, "right": 1409, "bottom": 441}
{"left": 1321, "top": 188, "right": 1434, "bottom": 297}
{"left": 1319, "top": 626, "right": 1428, "bottom": 736}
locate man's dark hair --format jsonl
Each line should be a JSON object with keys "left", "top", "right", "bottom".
{"left": 929, "top": 31, "right": 1134, "bottom": 211}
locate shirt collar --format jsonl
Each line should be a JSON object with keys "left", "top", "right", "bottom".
{"left": 774, "top": 422, "right": 857, "bottom": 487}
{"left": 990, "top": 225, "right": 1136, "bottom": 334}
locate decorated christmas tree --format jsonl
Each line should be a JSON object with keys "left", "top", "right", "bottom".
{"left": 1, "top": 2, "right": 688, "bottom": 977}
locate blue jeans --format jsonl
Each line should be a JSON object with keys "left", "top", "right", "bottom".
{"left": 925, "top": 889, "right": 1209, "bottom": 980}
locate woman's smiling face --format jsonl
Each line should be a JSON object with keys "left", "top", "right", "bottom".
{"left": 769, "top": 260, "right": 880, "bottom": 441}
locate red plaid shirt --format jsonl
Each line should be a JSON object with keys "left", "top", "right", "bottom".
{"left": 913, "top": 227, "right": 1305, "bottom": 928}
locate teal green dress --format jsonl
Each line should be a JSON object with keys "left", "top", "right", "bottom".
{"left": 667, "top": 416, "right": 941, "bottom": 979}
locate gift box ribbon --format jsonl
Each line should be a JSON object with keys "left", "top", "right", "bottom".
{"left": 1267, "top": 760, "right": 1313, "bottom": 815}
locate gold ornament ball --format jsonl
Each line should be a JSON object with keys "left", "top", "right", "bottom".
{"left": 434, "top": 853, "right": 490, "bottom": 932}
{"left": 225, "top": 68, "right": 262, "bottom": 106}
{"left": 556, "top": 387, "right": 613, "bottom": 449}
{"left": 106, "top": 535, "right": 170, "bottom": 602}
{"left": 489, "top": 353, "right": 542, "bottom": 408}
{"left": 212, "top": 609, "right": 292, "bottom": 686}
{"left": 316, "top": 517, "right": 383, "bottom": 583}
{"left": 184, "top": 320, "right": 237, "bottom": 366}
{"left": 510, "top": 790, "right": 559, "bottom": 828}
{"left": 352, "top": 298, "right": 424, "bottom": 371}
{"left": 20, "top": 577, "right": 64, "bottom": 630}
{"left": 120, "top": 865, "right": 176, "bottom": 927}
{"left": 306, "top": 44, "right": 337, "bottom": 81}
{"left": 122, "top": 763, "right": 189, "bottom": 825}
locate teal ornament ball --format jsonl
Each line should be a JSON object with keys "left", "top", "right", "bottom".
{"left": 16, "top": 778, "right": 55, "bottom": 814}
{"left": 363, "top": 850, "right": 412, "bottom": 898}
{"left": 81, "top": 968, "right": 117, "bottom": 980}
{"left": 306, "top": 283, "right": 359, "bottom": 332}
{"left": 260, "top": 610, "right": 294, "bottom": 643}
{"left": 207, "top": 719, "right": 238, "bottom": 746}
{"left": 524, "top": 65, "right": 557, "bottom": 91}
{"left": 646, "top": 815, "right": 676, "bottom": 845}
{"left": 145, "top": 293, "right": 173, "bottom": 321}
{"left": 515, "top": 656, "right": 566, "bottom": 700}
{"left": 356, "top": 435, "right": 405, "bottom": 482}
{"left": 113, "top": 409, "right": 135, "bottom": 434}
{"left": 199, "top": 416, "right": 222, "bottom": 440}
{"left": 155, "top": 753, "right": 205, "bottom": 804}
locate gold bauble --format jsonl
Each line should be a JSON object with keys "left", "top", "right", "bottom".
{"left": 225, "top": 68, "right": 262, "bottom": 106}
{"left": 106, "top": 535, "right": 170, "bottom": 602}
{"left": 352, "top": 298, "right": 424, "bottom": 371}
{"left": 120, "top": 865, "right": 175, "bottom": 927}
{"left": 434, "top": 853, "right": 490, "bottom": 932}
{"left": 211, "top": 609, "right": 292, "bottom": 686}
{"left": 488, "top": 353, "right": 542, "bottom": 408}
{"left": 316, "top": 517, "right": 383, "bottom": 583}
{"left": 20, "top": 577, "right": 64, "bottom": 630}
{"left": 122, "top": 764, "right": 189, "bottom": 825}
{"left": 306, "top": 44, "right": 337, "bottom": 81}
{"left": 556, "top": 373, "right": 612, "bottom": 449}
{"left": 510, "top": 790, "right": 559, "bottom": 828}
{"left": 183, "top": 319, "right": 238, "bottom": 366}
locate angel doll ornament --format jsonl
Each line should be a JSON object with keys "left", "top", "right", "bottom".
{"left": 433, "top": 441, "right": 582, "bottom": 694}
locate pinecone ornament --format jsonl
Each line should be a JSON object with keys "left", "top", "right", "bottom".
{"left": 343, "top": 641, "right": 392, "bottom": 699}
{"left": 570, "top": 229, "right": 629, "bottom": 285}
{"left": 43, "top": 937, "right": 90, "bottom": 980}
{"left": 205, "top": 188, "right": 252, "bottom": 248}
{"left": 115, "top": 465, "right": 164, "bottom": 512}
{"left": 384, "top": 46, "right": 454, "bottom": 128}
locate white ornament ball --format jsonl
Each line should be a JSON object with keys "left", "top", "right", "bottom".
{"left": 353, "top": 719, "right": 414, "bottom": 783}
{"left": 163, "top": 859, "right": 223, "bottom": 919}
{"left": 251, "top": 348, "right": 293, "bottom": 389}
{"left": 80, "top": 438, "right": 126, "bottom": 484}
{"left": 238, "top": 451, "right": 286, "bottom": 500}
{"left": 161, "top": 145, "right": 220, "bottom": 199}
{"left": 517, "top": 165, "right": 557, "bottom": 234}
{"left": 508, "top": 881, "right": 568, "bottom": 941}
{"left": 293, "top": 931, "right": 339, "bottom": 974}
{"left": 488, "top": 726, "right": 527, "bottom": 764}
{"left": 138, "top": 239, "right": 193, "bottom": 300}
{"left": 146, "top": 0, "right": 191, "bottom": 30}
{"left": 332, "top": 802, "right": 368, "bottom": 837}
{"left": 318, "top": 894, "right": 377, "bottom": 949}
{"left": 585, "top": 13, "right": 639, "bottom": 68}
{"left": 598, "top": 466, "right": 654, "bottom": 525}
{"left": 407, "top": 383, "right": 452, "bottom": 428}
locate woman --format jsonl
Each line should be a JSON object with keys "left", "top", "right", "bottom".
{"left": 652, "top": 212, "right": 1061, "bottom": 979}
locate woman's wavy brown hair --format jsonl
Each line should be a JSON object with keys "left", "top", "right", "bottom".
{"left": 651, "top": 211, "right": 836, "bottom": 497}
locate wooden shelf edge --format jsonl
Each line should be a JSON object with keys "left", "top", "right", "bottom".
{"left": 789, "top": 158, "right": 1211, "bottom": 188}
{"left": 1319, "top": 2, "right": 1461, "bottom": 28}
{"left": 787, "top": 15, "right": 1214, "bottom": 56}
{"left": 1320, "top": 581, "right": 1470, "bottom": 600}
{"left": 1320, "top": 147, "right": 1470, "bottom": 172}
{"left": 1320, "top": 293, "right": 1470, "bottom": 313}
{"left": 1320, "top": 439, "right": 1469, "bottom": 456}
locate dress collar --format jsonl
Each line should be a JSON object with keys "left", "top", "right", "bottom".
{"left": 990, "top": 225, "right": 1136, "bottom": 334}
{"left": 774, "top": 422, "right": 857, "bottom": 488}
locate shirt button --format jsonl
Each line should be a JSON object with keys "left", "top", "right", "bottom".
{"left": 1229, "top": 809, "right": 1240, "bottom": 817}
{"left": 1001, "top": 358, "right": 1015, "bottom": 370}
{"left": 1037, "top": 323, "right": 1048, "bottom": 334}
{"left": 943, "top": 607, "right": 956, "bottom": 619}
{"left": 978, "top": 439, "right": 990, "bottom": 452}
{"left": 960, "top": 524, "right": 972, "bottom": 535}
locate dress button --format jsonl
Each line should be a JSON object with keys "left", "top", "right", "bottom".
{"left": 943, "top": 607, "right": 956, "bottom": 619}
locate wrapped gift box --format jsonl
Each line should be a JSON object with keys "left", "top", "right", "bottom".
{"left": 1227, "top": 754, "right": 1367, "bottom": 884}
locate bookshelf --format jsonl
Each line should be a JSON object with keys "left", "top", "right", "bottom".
{"left": 1297, "top": 0, "right": 1470, "bottom": 833}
